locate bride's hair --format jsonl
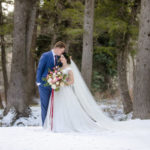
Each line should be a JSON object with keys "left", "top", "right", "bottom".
{"left": 62, "top": 52, "right": 71, "bottom": 64}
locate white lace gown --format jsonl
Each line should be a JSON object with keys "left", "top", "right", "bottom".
{"left": 43, "top": 67, "right": 113, "bottom": 133}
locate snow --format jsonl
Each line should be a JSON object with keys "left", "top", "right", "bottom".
{"left": 0, "top": 106, "right": 41, "bottom": 126}
{"left": 0, "top": 98, "right": 132, "bottom": 126}
{"left": 98, "top": 98, "right": 133, "bottom": 121}
{"left": 0, "top": 120, "right": 150, "bottom": 150}
{"left": 0, "top": 98, "right": 150, "bottom": 150}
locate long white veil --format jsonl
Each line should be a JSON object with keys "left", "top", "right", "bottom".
{"left": 70, "top": 59, "right": 118, "bottom": 130}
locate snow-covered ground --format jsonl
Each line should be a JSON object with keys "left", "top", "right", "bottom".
{"left": 0, "top": 120, "right": 150, "bottom": 150}
{"left": 0, "top": 97, "right": 132, "bottom": 127}
{"left": 0, "top": 98, "right": 150, "bottom": 150}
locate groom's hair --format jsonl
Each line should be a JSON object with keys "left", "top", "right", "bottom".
{"left": 54, "top": 41, "right": 66, "bottom": 49}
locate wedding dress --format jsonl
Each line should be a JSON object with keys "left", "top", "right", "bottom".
{"left": 43, "top": 60, "right": 118, "bottom": 133}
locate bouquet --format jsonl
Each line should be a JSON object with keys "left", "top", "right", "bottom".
{"left": 42, "top": 66, "right": 68, "bottom": 91}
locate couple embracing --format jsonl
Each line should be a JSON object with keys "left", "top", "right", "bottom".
{"left": 36, "top": 41, "right": 115, "bottom": 133}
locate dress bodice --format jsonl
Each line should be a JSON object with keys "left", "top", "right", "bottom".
{"left": 61, "top": 67, "right": 72, "bottom": 75}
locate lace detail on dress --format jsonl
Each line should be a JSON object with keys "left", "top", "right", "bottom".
{"left": 61, "top": 67, "right": 72, "bottom": 75}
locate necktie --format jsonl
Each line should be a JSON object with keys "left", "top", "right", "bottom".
{"left": 54, "top": 55, "right": 57, "bottom": 66}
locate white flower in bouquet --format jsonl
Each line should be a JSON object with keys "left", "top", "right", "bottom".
{"left": 53, "top": 77, "right": 57, "bottom": 82}
{"left": 57, "top": 72, "right": 61, "bottom": 75}
{"left": 52, "top": 84, "right": 56, "bottom": 89}
{"left": 53, "top": 73, "right": 56, "bottom": 77}
{"left": 56, "top": 81, "right": 59, "bottom": 85}
{"left": 60, "top": 82, "right": 65, "bottom": 87}
{"left": 48, "top": 78, "right": 52, "bottom": 84}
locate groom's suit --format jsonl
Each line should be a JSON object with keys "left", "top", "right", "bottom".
{"left": 36, "top": 50, "right": 61, "bottom": 126}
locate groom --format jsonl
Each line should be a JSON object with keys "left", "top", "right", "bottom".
{"left": 36, "top": 41, "right": 66, "bottom": 126}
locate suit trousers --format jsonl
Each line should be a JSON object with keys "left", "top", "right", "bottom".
{"left": 38, "top": 85, "right": 52, "bottom": 126}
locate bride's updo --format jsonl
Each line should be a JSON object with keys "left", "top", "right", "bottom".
{"left": 62, "top": 52, "right": 71, "bottom": 64}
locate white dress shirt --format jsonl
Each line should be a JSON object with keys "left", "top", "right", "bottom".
{"left": 52, "top": 49, "right": 56, "bottom": 63}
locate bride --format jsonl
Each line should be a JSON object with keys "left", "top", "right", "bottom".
{"left": 43, "top": 52, "right": 117, "bottom": 133}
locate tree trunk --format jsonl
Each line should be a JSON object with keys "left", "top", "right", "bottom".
{"left": 117, "top": 46, "right": 133, "bottom": 114}
{"left": 65, "top": 39, "right": 70, "bottom": 53}
{"left": 40, "top": 9, "right": 49, "bottom": 35}
{"left": 0, "top": 94, "right": 3, "bottom": 109}
{"left": 0, "top": 1, "right": 8, "bottom": 104}
{"left": 133, "top": 0, "right": 150, "bottom": 119}
{"left": 81, "top": 0, "right": 94, "bottom": 89}
{"left": 5, "top": 0, "right": 38, "bottom": 118}
{"left": 117, "top": 0, "right": 140, "bottom": 114}
{"left": 50, "top": 34, "right": 57, "bottom": 49}
{"left": 27, "top": 5, "right": 39, "bottom": 103}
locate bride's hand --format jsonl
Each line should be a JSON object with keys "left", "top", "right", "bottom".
{"left": 65, "top": 70, "right": 74, "bottom": 85}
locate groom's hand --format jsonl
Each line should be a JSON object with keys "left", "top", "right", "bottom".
{"left": 36, "top": 82, "right": 41, "bottom": 86}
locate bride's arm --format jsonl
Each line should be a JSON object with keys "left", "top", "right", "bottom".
{"left": 66, "top": 70, "right": 74, "bottom": 85}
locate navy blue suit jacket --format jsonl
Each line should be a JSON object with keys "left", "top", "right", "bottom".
{"left": 36, "top": 50, "right": 61, "bottom": 88}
